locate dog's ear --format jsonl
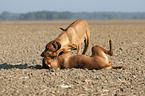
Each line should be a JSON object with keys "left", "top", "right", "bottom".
{"left": 52, "top": 42, "right": 61, "bottom": 51}
{"left": 60, "top": 27, "right": 67, "bottom": 31}
{"left": 56, "top": 42, "right": 61, "bottom": 50}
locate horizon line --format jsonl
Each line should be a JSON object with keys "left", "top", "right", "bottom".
{"left": 1, "top": 10, "right": 145, "bottom": 14}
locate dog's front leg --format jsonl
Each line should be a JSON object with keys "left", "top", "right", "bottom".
{"left": 77, "top": 43, "right": 81, "bottom": 55}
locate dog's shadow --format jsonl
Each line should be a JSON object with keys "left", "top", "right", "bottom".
{"left": 0, "top": 63, "right": 42, "bottom": 69}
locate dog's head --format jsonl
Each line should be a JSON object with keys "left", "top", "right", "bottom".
{"left": 42, "top": 57, "right": 60, "bottom": 69}
{"left": 41, "top": 41, "right": 61, "bottom": 58}
{"left": 42, "top": 57, "right": 52, "bottom": 69}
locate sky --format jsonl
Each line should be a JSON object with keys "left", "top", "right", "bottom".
{"left": 0, "top": 0, "right": 145, "bottom": 13}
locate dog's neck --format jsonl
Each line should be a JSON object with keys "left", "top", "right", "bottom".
{"left": 57, "top": 51, "right": 72, "bottom": 68}
{"left": 49, "top": 51, "right": 72, "bottom": 69}
{"left": 50, "top": 57, "right": 65, "bottom": 69}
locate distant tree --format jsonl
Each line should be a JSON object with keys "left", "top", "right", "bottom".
{"left": 58, "top": 12, "right": 72, "bottom": 20}
{"left": 18, "top": 11, "right": 72, "bottom": 20}
{"left": 0, "top": 11, "right": 11, "bottom": 20}
{"left": 1, "top": 11, "right": 145, "bottom": 21}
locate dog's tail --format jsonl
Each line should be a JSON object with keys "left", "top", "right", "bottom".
{"left": 60, "top": 27, "right": 67, "bottom": 31}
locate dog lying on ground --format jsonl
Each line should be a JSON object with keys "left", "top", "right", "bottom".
{"left": 41, "top": 20, "right": 91, "bottom": 58}
{"left": 42, "top": 40, "right": 126, "bottom": 70}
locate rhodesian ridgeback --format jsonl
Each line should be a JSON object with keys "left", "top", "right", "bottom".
{"left": 41, "top": 20, "right": 91, "bottom": 58}
{"left": 42, "top": 40, "right": 126, "bottom": 70}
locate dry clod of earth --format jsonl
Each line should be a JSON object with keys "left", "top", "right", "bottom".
{"left": 0, "top": 20, "right": 145, "bottom": 95}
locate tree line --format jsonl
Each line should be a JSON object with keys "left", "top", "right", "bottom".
{"left": 0, "top": 11, "right": 145, "bottom": 20}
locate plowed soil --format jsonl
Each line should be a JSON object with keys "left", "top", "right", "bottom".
{"left": 0, "top": 20, "right": 145, "bottom": 95}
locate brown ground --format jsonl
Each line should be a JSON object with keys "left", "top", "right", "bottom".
{"left": 0, "top": 20, "right": 145, "bottom": 95}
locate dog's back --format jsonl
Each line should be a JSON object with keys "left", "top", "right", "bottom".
{"left": 56, "top": 20, "right": 91, "bottom": 54}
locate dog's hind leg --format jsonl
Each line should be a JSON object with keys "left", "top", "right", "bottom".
{"left": 92, "top": 39, "right": 113, "bottom": 57}
{"left": 91, "top": 40, "right": 113, "bottom": 68}
{"left": 108, "top": 39, "right": 113, "bottom": 56}
{"left": 82, "top": 28, "right": 91, "bottom": 55}
{"left": 82, "top": 37, "right": 90, "bottom": 55}
{"left": 104, "top": 66, "right": 127, "bottom": 70}
{"left": 112, "top": 66, "right": 127, "bottom": 70}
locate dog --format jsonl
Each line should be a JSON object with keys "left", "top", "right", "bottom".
{"left": 41, "top": 20, "right": 91, "bottom": 58}
{"left": 42, "top": 40, "right": 126, "bottom": 70}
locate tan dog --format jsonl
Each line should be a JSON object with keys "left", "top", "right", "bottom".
{"left": 41, "top": 20, "right": 91, "bottom": 58}
{"left": 42, "top": 40, "right": 126, "bottom": 70}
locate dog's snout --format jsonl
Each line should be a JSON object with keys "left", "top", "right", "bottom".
{"left": 41, "top": 50, "right": 49, "bottom": 57}
{"left": 41, "top": 52, "right": 45, "bottom": 57}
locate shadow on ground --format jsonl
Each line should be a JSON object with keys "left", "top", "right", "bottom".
{"left": 0, "top": 63, "right": 42, "bottom": 69}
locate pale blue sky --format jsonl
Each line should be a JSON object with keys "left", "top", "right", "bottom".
{"left": 0, "top": 0, "right": 145, "bottom": 13}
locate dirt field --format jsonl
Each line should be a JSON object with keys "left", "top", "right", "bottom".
{"left": 0, "top": 20, "right": 145, "bottom": 95}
